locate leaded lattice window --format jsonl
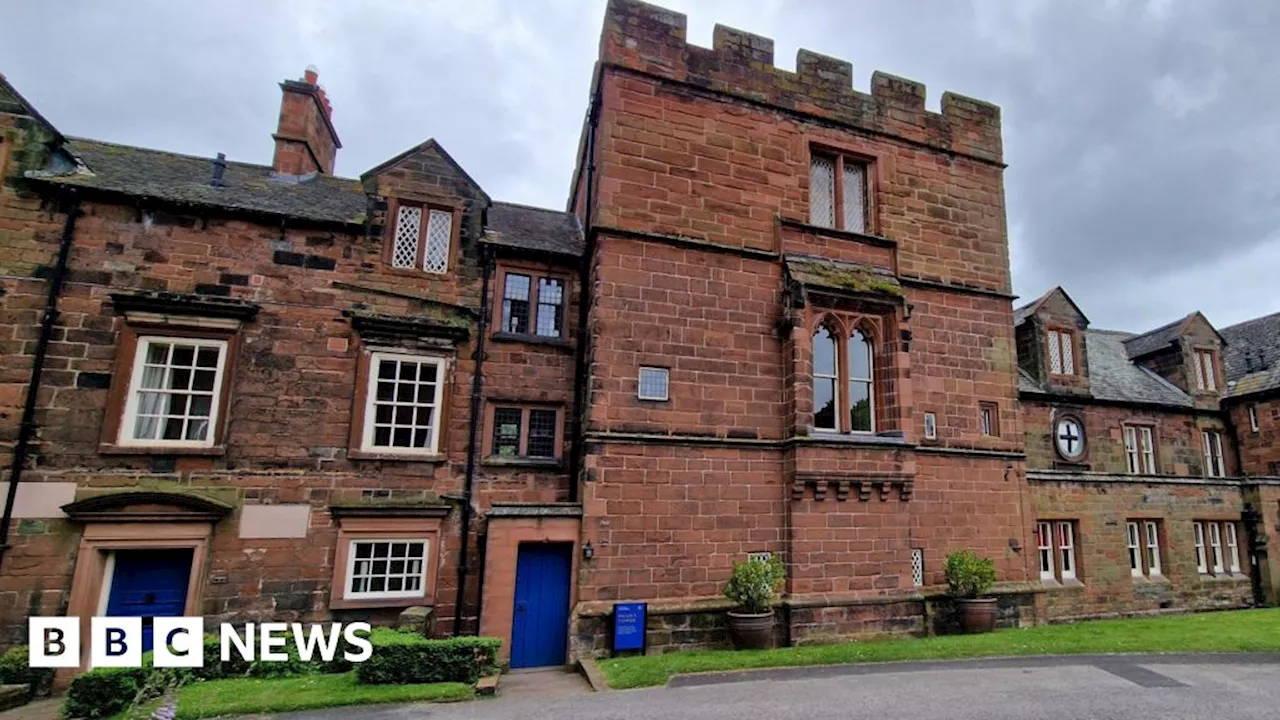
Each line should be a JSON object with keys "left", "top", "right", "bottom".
{"left": 392, "top": 205, "right": 422, "bottom": 269}
{"left": 910, "top": 548, "right": 924, "bottom": 587}
{"left": 809, "top": 155, "right": 835, "bottom": 227}
{"left": 424, "top": 209, "right": 452, "bottom": 273}
{"left": 843, "top": 162, "right": 866, "bottom": 233}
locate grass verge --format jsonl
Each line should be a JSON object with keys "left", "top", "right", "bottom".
{"left": 600, "top": 607, "right": 1280, "bottom": 689}
{"left": 119, "top": 672, "right": 472, "bottom": 719}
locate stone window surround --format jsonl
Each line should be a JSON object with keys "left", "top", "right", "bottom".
{"left": 347, "top": 347, "right": 453, "bottom": 462}
{"left": 99, "top": 320, "right": 242, "bottom": 457}
{"left": 808, "top": 310, "right": 886, "bottom": 436}
{"left": 1035, "top": 518, "right": 1080, "bottom": 584}
{"left": 1126, "top": 518, "right": 1163, "bottom": 579}
{"left": 381, "top": 195, "right": 462, "bottom": 277}
{"left": 806, "top": 141, "right": 880, "bottom": 236}
{"left": 1121, "top": 421, "right": 1159, "bottom": 475}
{"left": 1051, "top": 409, "right": 1088, "bottom": 464}
{"left": 979, "top": 401, "right": 1000, "bottom": 438}
{"left": 1192, "top": 519, "right": 1243, "bottom": 577}
{"left": 490, "top": 263, "right": 571, "bottom": 342}
{"left": 481, "top": 402, "right": 565, "bottom": 465}
{"left": 1191, "top": 346, "right": 1220, "bottom": 393}
{"left": 328, "top": 515, "right": 444, "bottom": 610}
{"left": 64, "top": 520, "right": 212, "bottom": 674}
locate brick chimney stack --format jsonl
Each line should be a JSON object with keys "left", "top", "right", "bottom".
{"left": 272, "top": 66, "right": 342, "bottom": 176}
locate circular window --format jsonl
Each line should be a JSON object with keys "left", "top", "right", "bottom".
{"left": 1054, "top": 415, "right": 1086, "bottom": 461}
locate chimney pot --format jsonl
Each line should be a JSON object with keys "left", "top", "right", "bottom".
{"left": 210, "top": 152, "right": 227, "bottom": 187}
{"left": 304, "top": 65, "right": 319, "bottom": 85}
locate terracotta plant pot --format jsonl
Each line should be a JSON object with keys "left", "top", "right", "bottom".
{"left": 956, "top": 597, "right": 998, "bottom": 633}
{"left": 727, "top": 610, "right": 775, "bottom": 650}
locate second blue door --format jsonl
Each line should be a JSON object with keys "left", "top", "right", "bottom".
{"left": 104, "top": 549, "right": 193, "bottom": 653}
{"left": 510, "top": 543, "right": 572, "bottom": 669}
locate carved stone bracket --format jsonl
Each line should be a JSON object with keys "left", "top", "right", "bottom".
{"left": 791, "top": 474, "right": 914, "bottom": 502}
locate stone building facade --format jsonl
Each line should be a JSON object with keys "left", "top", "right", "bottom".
{"left": 0, "top": 0, "right": 1278, "bottom": 673}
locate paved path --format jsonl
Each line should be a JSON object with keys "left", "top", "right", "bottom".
{"left": 274, "top": 654, "right": 1280, "bottom": 720}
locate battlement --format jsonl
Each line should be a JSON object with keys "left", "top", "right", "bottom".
{"left": 599, "top": 0, "right": 1003, "bottom": 163}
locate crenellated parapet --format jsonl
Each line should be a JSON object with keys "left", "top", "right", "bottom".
{"left": 600, "top": 0, "right": 1003, "bottom": 163}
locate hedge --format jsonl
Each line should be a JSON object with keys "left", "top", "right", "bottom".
{"left": 0, "top": 647, "right": 54, "bottom": 699}
{"left": 63, "top": 666, "right": 146, "bottom": 719}
{"left": 355, "top": 631, "right": 501, "bottom": 685}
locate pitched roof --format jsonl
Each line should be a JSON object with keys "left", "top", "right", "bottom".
{"left": 481, "top": 201, "right": 584, "bottom": 257}
{"left": 1020, "top": 328, "right": 1192, "bottom": 407}
{"left": 1121, "top": 311, "right": 1223, "bottom": 360}
{"left": 1013, "top": 286, "right": 1087, "bottom": 327}
{"left": 1221, "top": 310, "right": 1280, "bottom": 398}
{"left": 30, "top": 138, "right": 368, "bottom": 226}
{"left": 0, "top": 73, "right": 64, "bottom": 144}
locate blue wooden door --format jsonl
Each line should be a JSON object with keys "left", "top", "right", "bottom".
{"left": 510, "top": 543, "right": 572, "bottom": 668}
{"left": 105, "top": 549, "right": 193, "bottom": 652}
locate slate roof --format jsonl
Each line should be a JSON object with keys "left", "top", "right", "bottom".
{"left": 31, "top": 139, "right": 369, "bottom": 226}
{"left": 23, "top": 138, "right": 585, "bottom": 256}
{"left": 1020, "top": 329, "right": 1193, "bottom": 407}
{"left": 481, "top": 202, "right": 584, "bottom": 257}
{"left": 783, "top": 255, "right": 903, "bottom": 297}
{"left": 1221, "top": 310, "right": 1280, "bottom": 398}
{"left": 1121, "top": 314, "right": 1191, "bottom": 359}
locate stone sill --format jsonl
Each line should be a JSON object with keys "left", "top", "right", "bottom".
{"left": 98, "top": 443, "right": 224, "bottom": 457}
{"left": 490, "top": 331, "right": 573, "bottom": 351}
{"left": 1198, "top": 573, "right": 1250, "bottom": 583}
{"left": 347, "top": 450, "right": 447, "bottom": 463}
{"left": 482, "top": 456, "right": 563, "bottom": 470}
{"left": 1039, "top": 578, "right": 1086, "bottom": 592}
{"left": 1131, "top": 574, "right": 1171, "bottom": 585}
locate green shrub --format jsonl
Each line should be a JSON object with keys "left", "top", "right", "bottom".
{"left": 63, "top": 666, "right": 146, "bottom": 719}
{"left": 944, "top": 550, "right": 996, "bottom": 599}
{"left": 0, "top": 647, "right": 54, "bottom": 698}
{"left": 356, "top": 630, "right": 500, "bottom": 685}
{"left": 723, "top": 556, "right": 785, "bottom": 614}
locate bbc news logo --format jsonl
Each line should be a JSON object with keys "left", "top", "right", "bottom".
{"left": 29, "top": 618, "right": 373, "bottom": 668}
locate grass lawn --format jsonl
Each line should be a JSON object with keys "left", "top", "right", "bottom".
{"left": 600, "top": 607, "right": 1280, "bottom": 689}
{"left": 117, "top": 672, "right": 473, "bottom": 719}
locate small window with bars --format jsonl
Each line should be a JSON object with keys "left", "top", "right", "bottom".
{"left": 389, "top": 202, "right": 453, "bottom": 274}
{"left": 499, "top": 270, "right": 566, "bottom": 339}
{"left": 345, "top": 539, "right": 429, "bottom": 600}
{"left": 809, "top": 151, "right": 869, "bottom": 233}
{"left": 488, "top": 405, "right": 561, "bottom": 460}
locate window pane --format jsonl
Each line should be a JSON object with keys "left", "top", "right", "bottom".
{"left": 842, "top": 162, "right": 866, "bottom": 233}
{"left": 809, "top": 155, "right": 835, "bottom": 227}
{"left": 493, "top": 407, "right": 522, "bottom": 457}
{"left": 536, "top": 278, "right": 564, "bottom": 337}
{"left": 392, "top": 205, "right": 422, "bottom": 268}
{"left": 638, "top": 367, "right": 669, "bottom": 401}
{"left": 849, "top": 329, "right": 872, "bottom": 380}
{"left": 813, "top": 326, "right": 836, "bottom": 377}
{"left": 849, "top": 381, "right": 872, "bottom": 432}
{"left": 368, "top": 356, "right": 440, "bottom": 451}
{"left": 424, "top": 209, "right": 452, "bottom": 273}
{"left": 1048, "top": 331, "right": 1062, "bottom": 374}
{"left": 503, "top": 274, "right": 532, "bottom": 334}
{"left": 814, "top": 378, "right": 836, "bottom": 431}
{"left": 527, "top": 409, "right": 558, "bottom": 458}
{"left": 1061, "top": 333, "right": 1074, "bottom": 374}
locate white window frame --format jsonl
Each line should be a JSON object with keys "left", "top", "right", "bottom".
{"left": 1193, "top": 521, "right": 1208, "bottom": 573}
{"left": 1123, "top": 425, "right": 1156, "bottom": 474}
{"left": 1123, "top": 427, "right": 1139, "bottom": 474}
{"left": 1144, "top": 521, "right": 1162, "bottom": 577}
{"left": 360, "top": 352, "right": 447, "bottom": 456}
{"left": 1126, "top": 521, "right": 1142, "bottom": 578}
{"left": 1225, "top": 523, "right": 1240, "bottom": 574}
{"left": 119, "top": 336, "right": 229, "bottom": 449}
{"left": 1036, "top": 521, "right": 1054, "bottom": 581}
{"left": 1208, "top": 522, "right": 1224, "bottom": 574}
{"left": 1249, "top": 405, "right": 1259, "bottom": 433}
{"left": 980, "top": 404, "right": 994, "bottom": 436}
{"left": 343, "top": 538, "right": 430, "bottom": 601}
{"left": 1201, "top": 430, "right": 1225, "bottom": 478}
{"left": 637, "top": 366, "right": 670, "bottom": 402}
{"left": 923, "top": 412, "right": 937, "bottom": 440}
{"left": 1056, "top": 521, "right": 1076, "bottom": 580}
{"left": 848, "top": 329, "right": 875, "bottom": 434}
{"left": 423, "top": 209, "right": 453, "bottom": 274}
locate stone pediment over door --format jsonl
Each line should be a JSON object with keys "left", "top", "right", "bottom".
{"left": 61, "top": 491, "right": 233, "bottom": 523}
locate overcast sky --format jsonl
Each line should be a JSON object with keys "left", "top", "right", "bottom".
{"left": 3, "top": 0, "right": 1278, "bottom": 331}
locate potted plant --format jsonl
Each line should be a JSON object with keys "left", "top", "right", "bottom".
{"left": 722, "top": 556, "right": 786, "bottom": 650}
{"left": 944, "top": 550, "right": 998, "bottom": 633}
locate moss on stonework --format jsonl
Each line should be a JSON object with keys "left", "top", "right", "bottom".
{"left": 793, "top": 260, "right": 903, "bottom": 297}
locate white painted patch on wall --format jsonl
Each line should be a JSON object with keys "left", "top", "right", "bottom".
{"left": 238, "top": 504, "right": 311, "bottom": 539}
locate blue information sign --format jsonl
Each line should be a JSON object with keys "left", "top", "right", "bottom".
{"left": 612, "top": 602, "right": 647, "bottom": 652}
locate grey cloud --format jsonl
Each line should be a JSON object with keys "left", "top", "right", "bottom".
{"left": 3, "top": 0, "right": 1278, "bottom": 330}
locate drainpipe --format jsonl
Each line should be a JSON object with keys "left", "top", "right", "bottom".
{"left": 0, "top": 190, "right": 80, "bottom": 571}
{"left": 567, "top": 89, "right": 602, "bottom": 500}
{"left": 453, "top": 243, "right": 493, "bottom": 636}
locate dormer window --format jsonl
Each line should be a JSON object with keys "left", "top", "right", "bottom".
{"left": 809, "top": 151, "right": 869, "bottom": 233}
{"left": 389, "top": 201, "right": 454, "bottom": 274}
{"left": 1047, "top": 329, "right": 1075, "bottom": 376}
{"left": 1193, "top": 349, "right": 1217, "bottom": 391}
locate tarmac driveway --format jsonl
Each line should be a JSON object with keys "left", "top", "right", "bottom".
{"left": 275, "top": 654, "right": 1280, "bottom": 720}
